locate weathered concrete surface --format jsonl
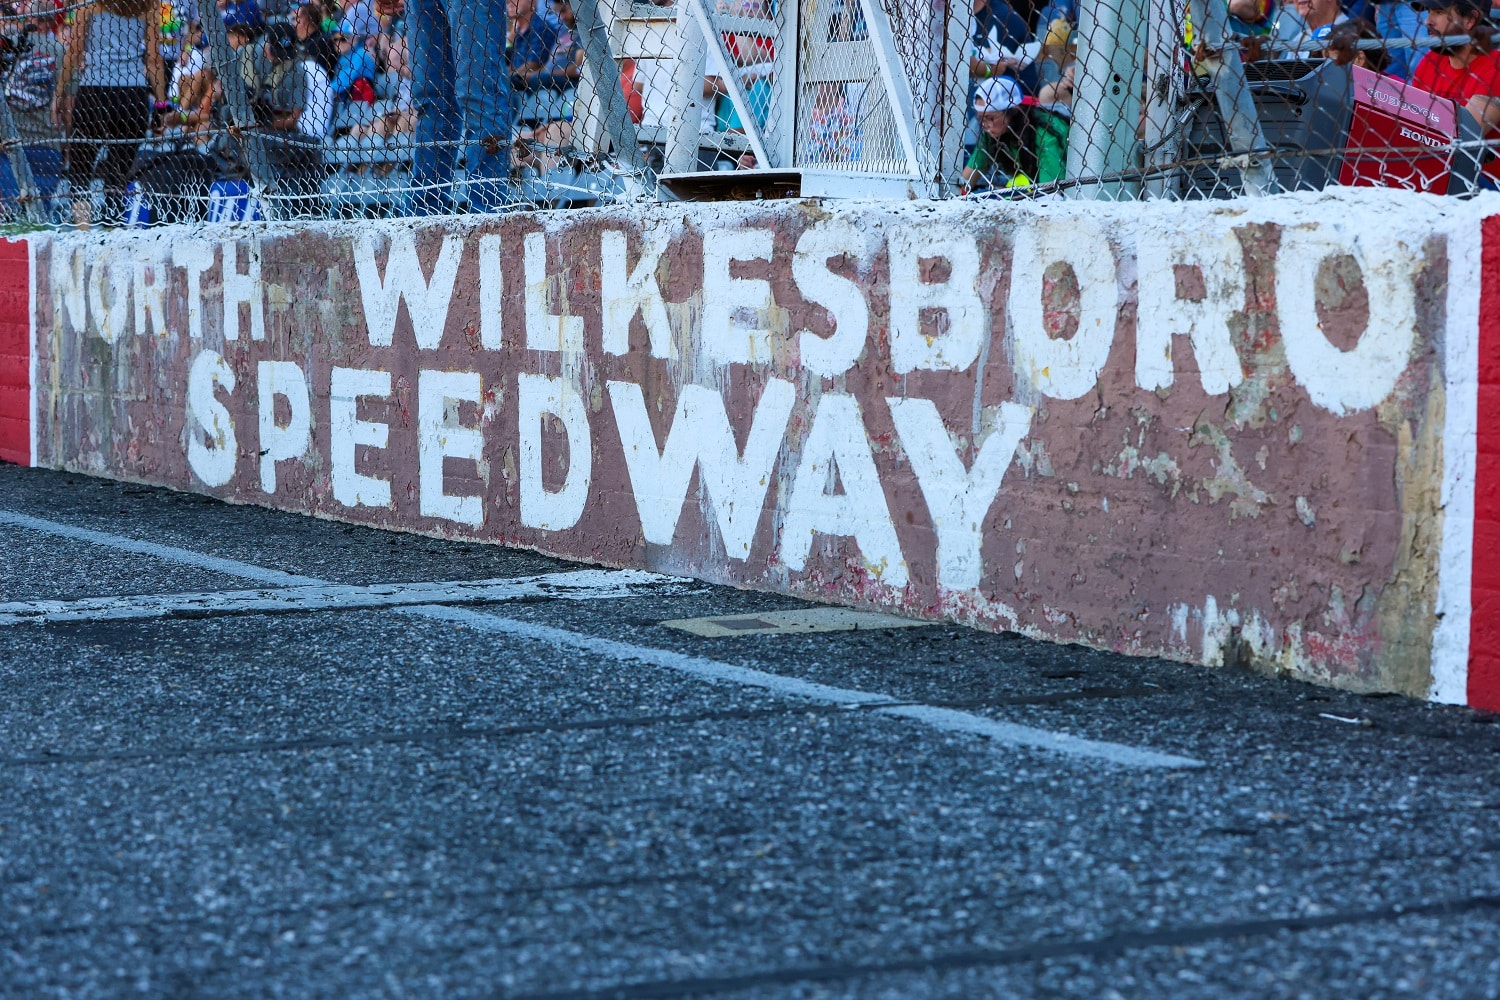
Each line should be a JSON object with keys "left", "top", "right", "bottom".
{"left": 23, "top": 191, "right": 1494, "bottom": 701}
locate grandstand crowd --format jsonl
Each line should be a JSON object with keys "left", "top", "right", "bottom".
{"left": 0, "top": 0, "right": 1495, "bottom": 221}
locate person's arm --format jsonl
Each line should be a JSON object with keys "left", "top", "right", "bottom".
{"left": 144, "top": 2, "right": 167, "bottom": 102}
{"left": 52, "top": 4, "right": 91, "bottom": 122}
{"left": 516, "top": 24, "right": 555, "bottom": 85}
{"left": 1465, "top": 93, "right": 1500, "bottom": 129}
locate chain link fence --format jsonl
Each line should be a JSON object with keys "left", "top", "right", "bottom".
{"left": 0, "top": 0, "right": 1493, "bottom": 226}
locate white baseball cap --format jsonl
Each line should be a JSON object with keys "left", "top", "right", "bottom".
{"left": 973, "top": 76, "right": 1023, "bottom": 114}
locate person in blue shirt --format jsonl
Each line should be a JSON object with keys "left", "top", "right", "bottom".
{"left": 217, "top": 0, "right": 264, "bottom": 32}
{"left": 507, "top": 0, "right": 558, "bottom": 92}
{"left": 971, "top": 0, "right": 1035, "bottom": 93}
{"left": 328, "top": 29, "right": 376, "bottom": 100}
{"left": 338, "top": 0, "right": 381, "bottom": 36}
{"left": 968, "top": 0, "right": 1034, "bottom": 149}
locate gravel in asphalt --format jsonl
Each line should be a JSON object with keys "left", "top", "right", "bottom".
{"left": 0, "top": 465, "right": 1496, "bottom": 998}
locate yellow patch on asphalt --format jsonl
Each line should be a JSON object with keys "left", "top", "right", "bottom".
{"left": 661, "top": 607, "right": 930, "bottom": 638}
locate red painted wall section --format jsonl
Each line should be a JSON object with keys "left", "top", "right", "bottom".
{"left": 1472, "top": 215, "right": 1500, "bottom": 712}
{"left": 0, "top": 238, "right": 27, "bottom": 466}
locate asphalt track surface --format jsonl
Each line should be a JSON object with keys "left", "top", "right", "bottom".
{"left": 0, "top": 465, "right": 1497, "bottom": 998}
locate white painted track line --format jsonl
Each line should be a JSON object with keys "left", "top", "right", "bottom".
{"left": 0, "top": 508, "right": 1205, "bottom": 770}
{"left": 0, "top": 509, "right": 322, "bottom": 586}
{"left": 0, "top": 570, "right": 700, "bottom": 625}
{"left": 412, "top": 605, "right": 1206, "bottom": 770}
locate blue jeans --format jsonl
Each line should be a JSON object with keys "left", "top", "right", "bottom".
{"left": 408, "top": 0, "right": 512, "bottom": 213}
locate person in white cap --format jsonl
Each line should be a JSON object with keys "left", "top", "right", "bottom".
{"left": 961, "top": 74, "right": 1069, "bottom": 193}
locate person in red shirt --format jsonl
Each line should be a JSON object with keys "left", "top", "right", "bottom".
{"left": 1409, "top": 0, "right": 1500, "bottom": 184}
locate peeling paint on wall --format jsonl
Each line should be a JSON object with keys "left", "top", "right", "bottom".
{"left": 23, "top": 191, "right": 1496, "bottom": 699}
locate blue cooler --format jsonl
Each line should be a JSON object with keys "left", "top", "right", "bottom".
{"left": 206, "top": 180, "right": 265, "bottom": 223}
{"left": 124, "top": 182, "right": 154, "bottom": 228}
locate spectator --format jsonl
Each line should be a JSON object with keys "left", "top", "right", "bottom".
{"left": 1037, "top": 59, "right": 1073, "bottom": 109}
{"left": 1408, "top": 0, "right": 1500, "bottom": 185}
{"left": 164, "top": 16, "right": 215, "bottom": 138}
{"left": 536, "top": 0, "right": 582, "bottom": 91}
{"left": 256, "top": 22, "right": 330, "bottom": 193}
{"left": 1, "top": 0, "right": 68, "bottom": 211}
{"left": 1324, "top": 16, "right": 1392, "bottom": 74}
{"left": 1227, "top": 0, "right": 1274, "bottom": 34}
{"left": 969, "top": 0, "right": 1036, "bottom": 149}
{"left": 508, "top": 0, "right": 558, "bottom": 93}
{"left": 1030, "top": 0, "right": 1075, "bottom": 35}
{"left": 1371, "top": 2, "right": 1424, "bottom": 78}
{"left": 296, "top": 2, "right": 339, "bottom": 76}
{"left": 960, "top": 75, "right": 1068, "bottom": 192}
{"left": 375, "top": 0, "right": 405, "bottom": 34}
{"left": 338, "top": 0, "right": 380, "bottom": 37}
{"left": 226, "top": 19, "right": 267, "bottom": 93}
{"left": 515, "top": 2, "right": 643, "bottom": 174}
{"left": 329, "top": 30, "right": 376, "bottom": 101}
{"left": 407, "top": 0, "right": 511, "bottom": 211}
{"left": 804, "top": 83, "right": 860, "bottom": 162}
{"left": 351, "top": 29, "right": 413, "bottom": 144}
{"left": 970, "top": 0, "right": 1034, "bottom": 88}
{"left": 52, "top": 0, "right": 166, "bottom": 225}
{"left": 1286, "top": 0, "right": 1346, "bottom": 52}
{"left": 219, "top": 0, "right": 265, "bottom": 32}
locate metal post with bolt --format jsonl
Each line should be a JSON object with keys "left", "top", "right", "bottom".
{"left": 1066, "top": 0, "right": 1147, "bottom": 199}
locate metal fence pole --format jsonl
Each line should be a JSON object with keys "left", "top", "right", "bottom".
{"left": 665, "top": 7, "right": 707, "bottom": 174}
{"left": 1186, "top": 0, "right": 1274, "bottom": 196}
{"left": 198, "top": 5, "right": 278, "bottom": 212}
{"left": 858, "top": 0, "right": 937, "bottom": 192}
{"left": 573, "top": 0, "right": 645, "bottom": 172}
{"left": 1066, "top": 0, "right": 1145, "bottom": 199}
{"left": 767, "top": 0, "right": 796, "bottom": 168}
{"left": 1142, "top": 0, "right": 1185, "bottom": 198}
{"left": 940, "top": 0, "right": 973, "bottom": 191}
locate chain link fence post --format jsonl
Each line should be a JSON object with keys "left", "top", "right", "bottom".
{"left": 573, "top": 0, "right": 644, "bottom": 172}
{"left": 1186, "top": 0, "right": 1274, "bottom": 196}
{"left": 1142, "top": 0, "right": 1186, "bottom": 198}
{"left": 665, "top": 6, "right": 707, "bottom": 174}
{"left": 1066, "top": 0, "right": 1146, "bottom": 199}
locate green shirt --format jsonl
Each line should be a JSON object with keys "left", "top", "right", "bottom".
{"left": 966, "top": 109, "right": 1070, "bottom": 188}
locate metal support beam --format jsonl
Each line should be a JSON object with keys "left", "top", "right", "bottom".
{"left": 1142, "top": 0, "right": 1186, "bottom": 198}
{"left": 857, "top": 0, "right": 934, "bottom": 190}
{"left": 1067, "top": 0, "right": 1146, "bottom": 199}
{"left": 687, "top": 0, "right": 771, "bottom": 168}
{"left": 939, "top": 0, "right": 972, "bottom": 191}
{"left": 665, "top": 7, "right": 708, "bottom": 174}
{"left": 1187, "top": 0, "right": 1275, "bottom": 196}
{"left": 573, "top": 0, "right": 644, "bottom": 170}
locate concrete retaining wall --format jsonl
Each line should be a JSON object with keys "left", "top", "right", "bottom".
{"left": 7, "top": 190, "right": 1497, "bottom": 709}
